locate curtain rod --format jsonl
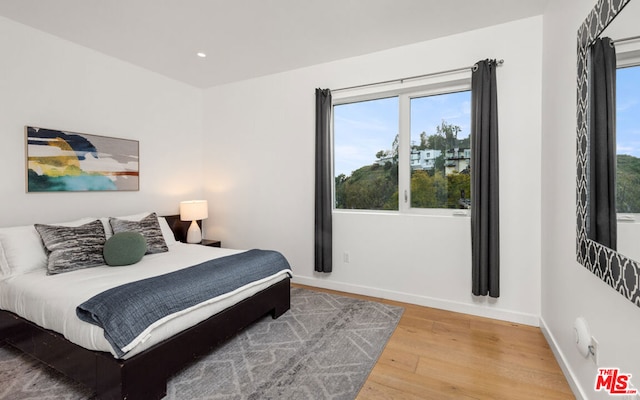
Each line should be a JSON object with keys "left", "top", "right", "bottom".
{"left": 332, "top": 59, "right": 504, "bottom": 93}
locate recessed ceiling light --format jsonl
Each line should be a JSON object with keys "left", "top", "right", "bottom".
{"left": 197, "top": 52, "right": 207, "bottom": 58}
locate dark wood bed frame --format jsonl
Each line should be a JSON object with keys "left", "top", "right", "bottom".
{"left": 0, "top": 215, "right": 291, "bottom": 399}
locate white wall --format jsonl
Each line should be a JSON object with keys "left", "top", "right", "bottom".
{"left": 0, "top": 16, "right": 204, "bottom": 227}
{"left": 203, "top": 16, "right": 543, "bottom": 325}
{"left": 541, "top": 1, "right": 640, "bottom": 399}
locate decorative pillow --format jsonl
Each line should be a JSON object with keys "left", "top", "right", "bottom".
{"left": 110, "top": 212, "right": 176, "bottom": 246}
{"left": 103, "top": 232, "right": 147, "bottom": 266}
{"left": 109, "top": 212, "right": 168, "bottom": 254}
{"left": 0, "top": 217, "right": 96, "bottom": 276}
{"left": 106, "top": 212, "right": 151, "bottom": 240}
{"left": 34, "top": 220, "right": 107, "bottom": 275}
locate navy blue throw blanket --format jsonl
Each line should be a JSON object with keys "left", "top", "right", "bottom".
{"left": 76, "top": 249, "right": 291, "bottom": 357}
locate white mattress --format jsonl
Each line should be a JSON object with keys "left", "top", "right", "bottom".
{"left": 0, "top": 243, "right": 291, "bottom": 359}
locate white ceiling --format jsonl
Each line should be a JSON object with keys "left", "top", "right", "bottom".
{"left": 0, "top": 0, "right": 549, "bottom": 88}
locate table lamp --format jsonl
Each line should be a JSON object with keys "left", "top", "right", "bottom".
{"left": 179, "top": 200, "right": 208, "bottom": 243}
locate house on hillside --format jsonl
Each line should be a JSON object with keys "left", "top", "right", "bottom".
{"left": 410, "top": 149, "right": 442, "bottom": 171}
{"left": 445, "top": 148, "right": 471, "bottom": 175}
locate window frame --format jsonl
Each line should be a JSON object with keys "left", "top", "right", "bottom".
{"left": 615, "top": 44, "right": 640, "bottom": 222}
{"left": 332, "top": 72, "right": 472, "bottom": 216}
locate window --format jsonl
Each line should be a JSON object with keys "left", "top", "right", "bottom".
{"left": 334, "top": 97, "right": 399, "bottom": 210}
{"left": 616, "top": 64, "right": 640, "bottom": 214}
{"left": 409, "top": 91, "right": 471, "bottom": 209}
{"left": 333, "top": 80, "right": 471, "bottom": 213}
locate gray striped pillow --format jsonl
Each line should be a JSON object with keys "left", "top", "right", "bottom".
{"left": 109, "top": 213, "right": 168, "bottom": 254}
{"left": 34, "top": 220, "right": 107, "bottom": 275}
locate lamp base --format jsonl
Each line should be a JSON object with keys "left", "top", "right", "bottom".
{"left": 186, "top": 220, "right": 202, "bottom": 244}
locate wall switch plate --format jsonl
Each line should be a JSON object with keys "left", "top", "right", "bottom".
{"left": 343, "top": 252, "right": 350, "bottom": 263}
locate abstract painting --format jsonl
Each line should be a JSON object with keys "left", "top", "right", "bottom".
{"left": 26, "top": 126, "right": 139, "bottom": 192}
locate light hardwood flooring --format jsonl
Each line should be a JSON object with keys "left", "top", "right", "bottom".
{"left": 293, "top": 284, "right": 574, "bottom": 400}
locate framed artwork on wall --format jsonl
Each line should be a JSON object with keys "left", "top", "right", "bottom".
{"left": 25, "top": 126, "right": 139, "bottom": 192}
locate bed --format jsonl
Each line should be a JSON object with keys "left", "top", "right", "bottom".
{"left": 0, "top": 213, "right": 291, "bottom": 399}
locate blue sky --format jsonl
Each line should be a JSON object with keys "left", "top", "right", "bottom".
{"left": 410, "top": 91, "right": 471, "bottom": 145}
{"left": 334, "top": 91, "right": 471, "bottom": 177}
{"left": 617, "top": 66, "right": 640, "bottom": 157}
{"left": 334, "top": 97, "right": 398, "bottom": 177}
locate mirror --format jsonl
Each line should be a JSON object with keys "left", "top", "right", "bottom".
{"left": 598, "top": 1, "right": 640, "bottom": 262}
{"left": 577, "top": 0, "right": 640, "bottom": 307}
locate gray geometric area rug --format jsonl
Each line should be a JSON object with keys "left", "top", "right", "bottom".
{"left": 0, "top": 287, "right": 403, "bottom": 399}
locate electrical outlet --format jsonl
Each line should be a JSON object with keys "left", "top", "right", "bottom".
{"left": 590, "top": 336, "right": 599, "bottom": 365}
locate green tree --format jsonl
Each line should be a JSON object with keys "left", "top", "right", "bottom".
{"left": 446, "top": 171, "right": 471, "bottom": 209}
{"left": 335, "top": 174, "right": 348, "bottom": 208}
{"left": 617, "top": 154, "right": 640, "bottom": 212}
{"left": 416, "top": 131, "right": 429, "bottom": 150}
{"left": 426, "top": 133, "right": 447, "bottom": 151}
{"left": 432, "top": 172, "right": 448, "bottom": 206}
{"left": 409, "top": 171, "right": 449, "bottom": 208}
{"left": 436, "top": 120, "right": 462, "bottom": 150}
{"left": 419, "top": 120, "right": 468, "bottom": 153}
{"left": 458, "top": 136, "right": 471, "bottom": 150}
{"left": 391, "top": 134, "right": 399, "bottom": 163}
{"left": 433, "top": 154, "right": 446, "bottom": 176}
{"left": 410, "top": 170, "right": 438, "bottom": 208}
{"left": 339, "top": 164, "right": 398, "bottom": 210}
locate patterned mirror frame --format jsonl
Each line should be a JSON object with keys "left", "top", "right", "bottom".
{"left": 576, "top": 0, "right": 639, "bottom": 306}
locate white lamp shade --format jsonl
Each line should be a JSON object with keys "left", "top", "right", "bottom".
{"left": 180, "top": 200, "right": 208, "bottom": 221}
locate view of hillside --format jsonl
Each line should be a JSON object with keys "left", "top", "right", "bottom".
{"left": 335, "top": 121, "right": 471, "bottom": 210}
{"left": 617, "top": 154, "right": 640, "bottom": 213}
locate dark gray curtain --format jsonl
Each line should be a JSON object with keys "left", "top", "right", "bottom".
{"left": 588, "top": 37, "right": 617, "bottom": 250}
{"left": 471, "top": 59, "right": 500, "bottom": 298}
{"left": 315, "top": 88, "right": 332, "bottom": 272}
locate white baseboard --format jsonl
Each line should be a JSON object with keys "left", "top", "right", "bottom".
{"left": 292, "top": 276, "right": 539, "bottom": 326}
{"left": 539, "top": 317, "right": 586, "bottom": 400}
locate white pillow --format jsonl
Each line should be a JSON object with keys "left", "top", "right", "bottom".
{"left": 99, "top": 217, "right": 114, "bottom": 239}
{"left": 158, "top": 217, "right": 178, "bottom": 247}
{"left": 0, "top": 225, "right": 49, "bottom": 276}
{"left": 0, "top": 217, "right": 96, "bottom": 276}
{"left": 0, "top": 240, "right": 10, "bottom": 276}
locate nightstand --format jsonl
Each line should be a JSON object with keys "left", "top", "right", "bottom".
{"left": 200, "top": 239, "right": 221, "bottom": 248}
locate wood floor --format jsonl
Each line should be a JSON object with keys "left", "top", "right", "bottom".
{"left": 293, "top": 284, "right": 574, "bottom": 400}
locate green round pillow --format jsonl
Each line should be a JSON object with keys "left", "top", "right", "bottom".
{"left": 103, "top": 231, "right": 147, "bottom": 266}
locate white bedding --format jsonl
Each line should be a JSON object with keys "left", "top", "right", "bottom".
{"left": 0, "top": 243, "right": 291, "bottom": 359}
